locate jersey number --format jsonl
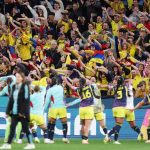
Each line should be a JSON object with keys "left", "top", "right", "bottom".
{"left": 117, "top": 91, "right": 123, "bottom": 100}
{"left": 82, "top": 89, "right": 92, "bottom": 99}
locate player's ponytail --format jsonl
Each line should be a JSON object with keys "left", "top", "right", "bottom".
{"left": 6, "top": 77, "right": 13, "bottom": 96}
{"left": 115, "top": 76, "right": 124, "bottom": 95}
{"left": 78, "top": 78, "right": 86, "bottom": 99}
{"left": 51, "top": 77, "right": 59, "bottom": 87}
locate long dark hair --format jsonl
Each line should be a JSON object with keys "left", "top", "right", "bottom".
{"left": 7, "top": 77, "right": 13, "bottom": 96}
{"left": 78, "top": 78, "right": 86, "bottom": 98}
{"left": 115, "top": 76, "right": 124, "bottom": 95}
{"left": 50, "top": 76, "right": 59, "bottom": 87}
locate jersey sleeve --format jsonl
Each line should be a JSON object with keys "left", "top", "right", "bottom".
{"left": 67, "top": 98, "right": 81, "bottom": 107}
{"left": 44, "top": 88, "right": 51, "bottom": 112}
{"left": 143, "top": 95, "right": 150, "bottom": 104}
{"left": 0, "top": 86, "right": 8, "bottom": 96}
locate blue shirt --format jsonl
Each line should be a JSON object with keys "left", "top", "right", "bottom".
{"left": 0, "top": 75, "right": 28, "bottom": 115}
{"left": 45, "top": 85, "right": 65, "bottom": 111}
{"left": 30, "top": 86, "right": 46, "bottom": 115}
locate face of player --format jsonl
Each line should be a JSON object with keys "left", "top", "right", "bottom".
{"left": 16, "top": 73, "right": 24, "bottom": 84}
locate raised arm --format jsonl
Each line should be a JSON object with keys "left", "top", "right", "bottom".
{"left": 56, "top": 0, "right": 64, "bottom": 11}
{"left": 73, "top": 68, "right": 85, "bottom": 78}
{"left": 134, "top": 100, "right": 145, "bottom": 110}
{"left": 45, "top": 0, "right": 55, "bottom": 13}
{"left": 67, "top": 98, "right": 81, "bottom": 107}
{"left": 0, "top": 86, "right": 9, "bottom": 96}
{"left": 24, "top": 2, "right": 38, "bottom": 18}
{"left": 102, "top": 7, "right": 112, "bottom": 22}
{"left": 123, "top": 14, "right": 136, "bottom": 27}
{"left": 0, "top": 75, "right": 16, "bottom": 85}
{"left": 63, "top": 77, "right": 77, "bottom": 90}
{"left": 29, "top": 61, "right": 41, "bottom": 78}
{"left": 44, "top": 88, "right": 51, "bottom": 112}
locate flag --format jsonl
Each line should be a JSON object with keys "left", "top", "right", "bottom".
{"left": 65, "top": 54, "right": 71, "bottom": 65}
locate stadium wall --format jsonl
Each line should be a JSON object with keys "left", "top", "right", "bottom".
{"left": 0, "top": 97, "right": 149, "bottom": 139}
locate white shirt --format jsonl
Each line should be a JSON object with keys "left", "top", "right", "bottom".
{"left": 126, "top": 85, "right": 134, "bottom": 109}
{"left": 46, "top": 0, "right": 64, "bottom": 21}
{"left": 91, "top": 84, "right": 104, "bottom": 113}
{"left": 54, "top": 10, "right": 63, "bottom": 21}
{"left": 0, "top": 13, "right": 6, "bottom": 25}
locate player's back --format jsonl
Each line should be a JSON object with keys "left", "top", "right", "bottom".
{"left": 91, "top": 83, "right": 104, "bottom": 113}
{"left": 48, "top": 85, "right": 65, "bottom": 108}
{"left": 126, "top": 84, "right": 134, "bottom": 109}
{"left": 113, "top": 85, "right": 127, "bottom": 108}
{"left": 77, "top": 85, "right": 94, "bottom": 107}
{"left": 30, "top": 91, "right": 45, "bottom": 115}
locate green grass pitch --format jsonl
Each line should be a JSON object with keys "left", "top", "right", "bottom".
{"left": 0, "top": 139, "right": 149, "bottom": 150}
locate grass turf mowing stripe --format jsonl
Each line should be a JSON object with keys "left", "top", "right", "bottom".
{"left": 0, "top": 139, "right": 149, "bottom": 150}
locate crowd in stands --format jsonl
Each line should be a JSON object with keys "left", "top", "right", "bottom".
{"left": 0, "top": 0, "right": 149, "bottom": 98}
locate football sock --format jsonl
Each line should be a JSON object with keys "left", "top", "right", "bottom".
{"left": 62, "top": 122, "right": 68, "bottom": 138}
{"left": 48, "top": 122, "right": 55, "bottom": 140}
{"left": 147, "top": 127, "right": 150, "bottom": 140}
{"left": 43, "top": 129, "right": 48, "bottom": 139}
{"left": 132, "top": 126, "right": 140, "bottom": 134}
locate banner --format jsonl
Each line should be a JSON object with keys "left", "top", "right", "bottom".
{"left": 0, "top": 97, "right": 148, "bottom": 139}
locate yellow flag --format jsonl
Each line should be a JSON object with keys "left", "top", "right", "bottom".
{"left": 66, "top": 54, "right": 71, "bottom": 65}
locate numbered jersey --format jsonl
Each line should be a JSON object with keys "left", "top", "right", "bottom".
{"left": 113, "top": 86, "right": 128, "bottom": 108}
{"left": 77, "top": 85, "right": 94, "bottom": 107}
